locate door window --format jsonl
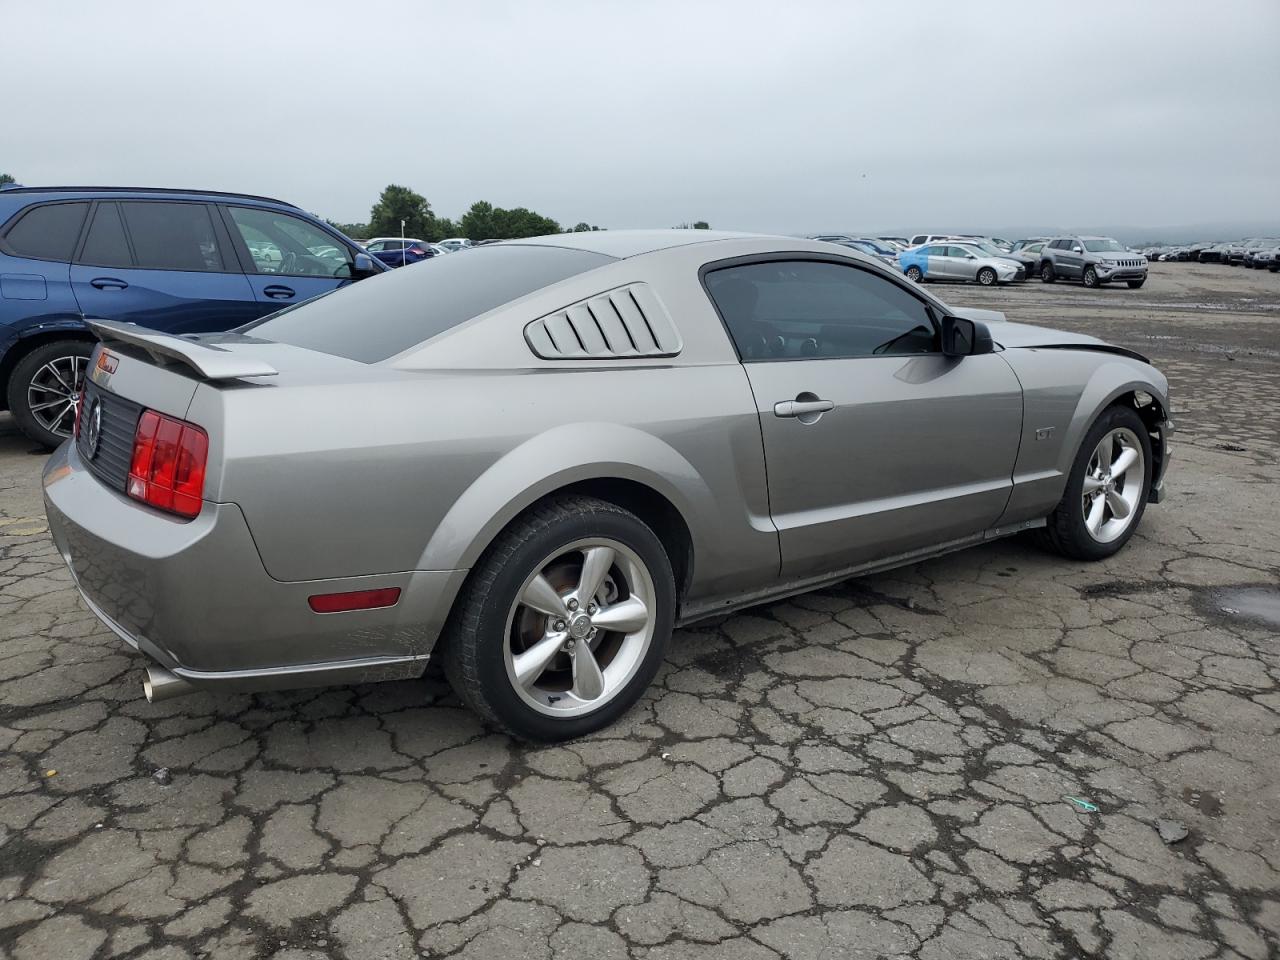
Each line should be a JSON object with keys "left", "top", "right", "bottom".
{"left": 120, "top": 202, "right": 227, "bottom": 272}
{"left": 227, "top": 206, "right": 354, "bottom": 278}
{"left": 3, "top": 202, "right": 89, "bottom": 261}
{"left": 78, "top": 203, "right": 134, "bottom": 268}
{"left": 706, "top": 260, "right": 938, "bottom": 361}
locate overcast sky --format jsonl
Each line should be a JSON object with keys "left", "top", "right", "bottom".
{"left": 4, "top": 1, "right": 1278, "bottom": 234}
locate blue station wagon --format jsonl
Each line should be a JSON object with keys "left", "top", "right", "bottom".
{"left": 0, "top": 186, "right": 383, "bottom": 447}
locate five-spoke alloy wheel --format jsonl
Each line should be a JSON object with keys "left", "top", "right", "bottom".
{"left": 1040, "top": 404, "right": 1153, "bottom": 560}
{"left": 443, "top": 496, "right": 675, "bottom": 741}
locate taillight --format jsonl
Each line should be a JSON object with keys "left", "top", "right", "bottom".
{"left": 73, "top": 385, "right": 87, "bottom": 438}
{"left": 127, "top": 410, "right": 208, "bottom": 519}
{"left": 409, "top": 246, "right": 425, "bottom": 256}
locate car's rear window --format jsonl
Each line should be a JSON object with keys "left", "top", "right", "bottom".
{"left": 243, "top": 244, "right": 614, "bottom": 362}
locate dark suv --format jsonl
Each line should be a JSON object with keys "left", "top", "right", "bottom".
{"left": 0, "top": 186, "right": 382, "bottom": 447}
{"left": 1039, "top": 235, "right": 1147, "bottom": 289}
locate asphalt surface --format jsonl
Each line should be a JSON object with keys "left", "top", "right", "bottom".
{"left": 1, "top": 262, "right": 1278, "bottom": 960}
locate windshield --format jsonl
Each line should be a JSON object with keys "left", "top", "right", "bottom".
{"left": 1083, "top": 238, "right": 1127, "bottom": 253}
{"left": 243, "top": 244, "right": 614, "bottom": 362}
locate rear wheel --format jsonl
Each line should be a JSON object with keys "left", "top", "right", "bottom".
{"left": 1041, "top": 262, "right": 1056, "bottom": 283}
{"left": 1082, "top": 266, "right": 1100, "bottom": 288}
{"left": 977, "top": 267, "right": 997, "bottom": 286}
{"left": 6, "top": 339, "right": 93, "bottom": 449}
{"left": 1038, "top": 405, "right": 1152, "bottom": 561}
{"left": 441, "top": 496, "right": 675, "bottom": 742}
{"left": 905, "top": 265, "right": 923, "bottom": 282}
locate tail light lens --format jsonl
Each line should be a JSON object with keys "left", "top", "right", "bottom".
{"left": 127, "top": 410, "right": 208, "bottom": 519}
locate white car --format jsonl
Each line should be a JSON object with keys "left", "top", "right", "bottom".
{"left": 438, "top": 238, "right": 474, "bottom": 253}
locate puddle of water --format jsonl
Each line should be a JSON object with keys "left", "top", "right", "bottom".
{"left": 1215, "top": 586, "right": 1280, "bottom": 629}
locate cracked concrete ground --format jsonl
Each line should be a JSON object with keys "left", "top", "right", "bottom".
{"left": 1, "top": 262, "right": 1278, "bottom": 959}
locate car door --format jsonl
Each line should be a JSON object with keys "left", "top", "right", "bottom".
{"left": 704, "top": 257, "right": 1023, "bottom": 580}
{"left": 916, "top": 244, "right": 947, "bottom": 279}
{"left": 68, "top": 200, "right": 259, "bottom": 335}
{"left": 221, "top": 205, "right": 360, "bottom": 314}
{"left": 1057, "top": 239, "right": 1084, "bottom": 278}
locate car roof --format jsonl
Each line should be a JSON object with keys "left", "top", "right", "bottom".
{"left": 509, "top": 229, "right": 778, "bottom": 259}
{"left": 0, "top": 185, "right": 299, "bottom": 208}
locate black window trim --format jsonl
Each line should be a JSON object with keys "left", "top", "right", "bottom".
{"left": 218, "top": 203, "right": 359, "bottom": 280}
{"left": 72, "top": 200, "right": 138, "bottom": 269}
{"left": 698, "top": 251, "right": 945, "bottom": 365}
{"left": 0, "top": 199, "right": 92, "bottom": 263}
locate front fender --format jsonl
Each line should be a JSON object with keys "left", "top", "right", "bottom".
{"left": 417, "top": 423, "right": 712, "bottom": 573}
{"left": 1058, "top": 360, "right": 1170, "bottom": 478}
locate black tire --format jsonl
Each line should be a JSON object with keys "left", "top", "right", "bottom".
{"left": 1038, "top": 405, "right": 1153, "bottom": 561}
{"left": 1127, "top": 279, "right": 1145, "bottom": 289}
{"left": 6, "top": 339, "right": 94, "bottom": 449}
{"left": 1082, "top": 266, "right": 1100, "bottom": 288}
{"left": 1041, "top": 262, "right": 1056, "bottom": 283}
{"left": 440, "top": 495, "right": 675, "bottom": 742}
{"left": 977, "top": 267, "right": 997, "bottom": 286}
{"left": 905, "top": 265, "right": 923, "bottom": 282}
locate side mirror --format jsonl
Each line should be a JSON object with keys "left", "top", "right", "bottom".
{"left": 941, "top": 316, "right": 994, "bottom": 357}
{"left": 1072, "top": 246, "right": 1083, "bottom": 254}
{"left": 352, "top": 252, "right": 379, "bottom": 277}
{"left": 965, "top": 254, "right": 976, "bottom": 260}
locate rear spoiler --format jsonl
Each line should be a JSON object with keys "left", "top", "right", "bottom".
{"left": 87, "top": 319, "right": 278, "bottom": 380}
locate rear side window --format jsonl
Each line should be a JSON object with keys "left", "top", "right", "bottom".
{"left": 4, "top": 202, "right": 89, "bottom": 261}
{"left": 79, "top": 203, "right": 134, "bottom": 267}
{"left": 120, "top": 202, "right": 227, "bottom": 272}
{"left": 244, "top": 244, "right": 615, "bottom": 362}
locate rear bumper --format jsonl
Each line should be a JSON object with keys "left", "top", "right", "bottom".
{"left": 43, "top": 441, "right": 467, "bottom": 693}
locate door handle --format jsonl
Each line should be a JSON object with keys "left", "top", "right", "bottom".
{"left": 90, "top": 277, "right": 128, "bottom": 290}
{"left": 774, "top": 398, "right": 835, "bottom": 418}
{"left": 263, "top": 284, "right": 296, "bottom": 299}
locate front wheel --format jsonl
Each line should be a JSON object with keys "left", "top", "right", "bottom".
{"left": 6, "top": 339, "right": 94, "bottom": 449}
{"left": 1038, "top": 405, "right": 1152, "bottom": 561}
{"left": 1082, "top": 266, "right": 1100, "bottom": 288}
{"left": 1127, "top": 278, "right": 1146, "bottom": 289}
{"left": 1041, "top": 262, "right": 1056, "bottom": 283}
{"left": 905, "top": 265, "right": 923, "bottom": 282}
{"left": 977, "top": 267, "right": 997, "bottom": 286}
{"left": 441, "top": 496, "right": 675, "bottom": 742}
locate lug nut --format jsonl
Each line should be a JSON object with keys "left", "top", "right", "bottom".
{"left": 568, "top": 599, "right": 579, "bottom": 610}
{"left": 553, "top": 619, "right": 566, "bottom": 632}
{"left": 565, "top": 639, "right": 576, "bottom": 650}
{"left": 587, "top": 602, "right": 598, "bottom": 614}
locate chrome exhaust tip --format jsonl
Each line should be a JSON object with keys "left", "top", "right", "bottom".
{"left": 143, "top": 665, "right": 195, "bottom": 703}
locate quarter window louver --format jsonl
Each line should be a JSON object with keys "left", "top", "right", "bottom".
{"left": 525, "top": 283, "right": 682, "bottom": 360}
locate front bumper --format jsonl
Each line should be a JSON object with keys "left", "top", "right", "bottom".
{"left": 43, "top": 441, "right": 467, "bottom": 694}
{"left": 1096, "top": 266, "right": 1147, "bottom": 282}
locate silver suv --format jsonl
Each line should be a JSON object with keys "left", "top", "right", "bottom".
{"left": 1040, "top": 236, "right": 1147, "bottom": 289}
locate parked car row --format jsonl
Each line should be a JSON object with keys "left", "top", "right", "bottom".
{"left": 1142, "top": 238, "right": 1280, "bottom": 268}
{"left": 360, "top": 236, "right": 475, "bottom": 268}
{"left": 813, "top": 234, "right": 1148, "bottom": 289}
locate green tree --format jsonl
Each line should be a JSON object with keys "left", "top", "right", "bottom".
{"left": 0, "top": 173, "right": 15, "bottom": 187}
{"left": 675, "top": 220, "right": 711, "bottom": 230}
{"left": 368, "top": 184, "right": 437, "bottom": 240}
{"left": 326, "top": 219, "right": 369, "bottom": 239}
{"left": 459, "top": 201, "right": 560, "bottom": 240}
{"left": 459, "top": 201, "right": 497, "bottom": 240}
{"left": 431, "top": 218, "right": 457, "bottom": 241}
{"left": 571, "top": 222, "right": 604, "bottom": 232}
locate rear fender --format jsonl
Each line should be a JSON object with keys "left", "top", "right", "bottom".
{"left": 418, "top": 423, "right": 709, "bottom": 573}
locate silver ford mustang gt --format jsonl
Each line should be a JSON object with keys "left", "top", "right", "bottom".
{"left": 43, "top": 231, "right": 1172, "bottom": 741}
